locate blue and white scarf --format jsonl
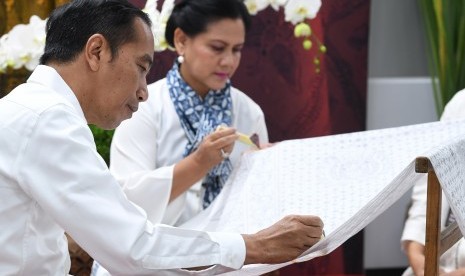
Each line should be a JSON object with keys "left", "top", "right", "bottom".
{"left": 167, "top": 61, "right": 233, "bottom": 209}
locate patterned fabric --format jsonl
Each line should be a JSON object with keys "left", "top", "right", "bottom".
{"left": 167, "top": 61, "right": 233, "bottom": 209}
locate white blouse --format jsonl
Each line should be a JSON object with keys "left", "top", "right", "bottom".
{"left": 110, "top": 78, "right": 269, "bottom": 226}
{"left": 401, "top": 89, "right": 465, "bottom": 274}
{"left": 0, "top": 65, "right": 246, "bottom": 275}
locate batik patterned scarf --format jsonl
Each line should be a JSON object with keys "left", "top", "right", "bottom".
{"left": 167, "top": 61, "right": 233, "bottom": 209}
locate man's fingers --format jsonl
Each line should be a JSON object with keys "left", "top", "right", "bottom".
{"left": 296, "top": 215, "right": 324, "bottom": 228}
{"left": 289, "top": 215, "right": 325, "bottom": 241}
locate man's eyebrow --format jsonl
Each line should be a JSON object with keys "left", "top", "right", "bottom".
{"left": 140, "top": 54, "right": 153, "bottom": 69}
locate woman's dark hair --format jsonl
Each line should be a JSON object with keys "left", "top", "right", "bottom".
{"left": 165, "top": 0, "right": 251, "bottom": 47}
{"left": 40, "top": 0, "right": 152, "bottom": 65}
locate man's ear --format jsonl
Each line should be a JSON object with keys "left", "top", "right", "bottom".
{"left": 173, "top": 28, "right": 188, "bottom": 56}
{"left": 85, "top": 34, "right": 108, "bottom": 71}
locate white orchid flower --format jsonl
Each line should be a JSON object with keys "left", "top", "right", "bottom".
{"left": 0, "top": 15, "right": 46, "bottom": 72}
{"left": 0, "top": 34, "right": 21, "bottom": 70}
{"left": 143, "top": 0, "right": 157, "bottom": 14}
{"left": 26, "top": 15, "right": 47, "bottom": 70}
{"left": 267, "top": 0, "right": 287, "bottom": 11}
{"left": 144, "top": 0, "right": 174, "bottom": 51}
{"left": 159, "top": 0, "right": 175, "bottom": 24}
{"left": 284, "top": 0, "right": 322, "bottom": 25}
{"left": 244, "top": 0, "right": 270, "bottom": 15}
{"left": 0, "top": 44, "right": 7, "bottom": 73}
{"left": 0, "top": 36, "right": 12, "bottom": 73}
{"left": 152, "top": 23, "right": 169, "bottom": 52}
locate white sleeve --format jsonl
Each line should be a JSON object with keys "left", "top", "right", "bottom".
{"left": 232, "top": 88, "right": 269, "bottom": 145}
{"left": 441, "top": 89, "right": 465, "bottom": 120}
{"left": 255, "top": 107, "right": 269, "bottom": 144}
{"left": 18, "top": 105, "right": 245, "bottom": 274}
{"left": 110, "top": 99, "right": 185, "bottom": 225}
{"left": 401, "top": 174, "right": 428, "bottom": 248}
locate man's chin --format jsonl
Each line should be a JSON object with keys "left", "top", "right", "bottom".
{"left": 100, "top": 119, "right": 124, "bottom": 130}
{"left": 93, "top": 113, "right": 132, "bottom": 130}
{"left": 116, "top": 113, "right": 133, "bottom": 126}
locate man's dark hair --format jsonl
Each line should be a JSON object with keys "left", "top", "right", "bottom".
{"left": 165, "top": 0, "right": 251, "bottom": 47}
{"left": 40, "top": 0, "right": 152, "bottom": 65}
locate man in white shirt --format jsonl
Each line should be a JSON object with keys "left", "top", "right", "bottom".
{"left": 0, "top": 0, "right": 324, "bottom": 275}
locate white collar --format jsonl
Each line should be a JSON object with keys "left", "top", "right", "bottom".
{"left": 27, "top": 65, "right": 86, "bottom": 123}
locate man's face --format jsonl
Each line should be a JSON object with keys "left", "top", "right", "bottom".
{"left": 93, "top": 18, "right": 154, "bottom": 129}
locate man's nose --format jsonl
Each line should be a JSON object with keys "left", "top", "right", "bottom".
{"left": 137, "top": 86, "right": 148, "bottom": 102}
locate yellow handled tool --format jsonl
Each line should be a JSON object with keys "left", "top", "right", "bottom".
{"left": 216, "top": 125, "right": 260, "bottom": 148}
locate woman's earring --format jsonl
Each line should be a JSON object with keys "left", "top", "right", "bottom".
{"left": 177, "top": 55, "right": 184, "bottom": 64}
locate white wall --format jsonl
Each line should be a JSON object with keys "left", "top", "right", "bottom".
{"left": 368, "top": 0, "right": 428, "bottom": 78}
{"left": 364, "top": 0, "right": 437, "bottom": 270}
{"left": 364, "top": 78, "right": 437, "bottom": 269}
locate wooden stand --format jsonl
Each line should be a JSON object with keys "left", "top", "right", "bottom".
{"left": 415, "top": 157, "right": 463, "bottom": 276}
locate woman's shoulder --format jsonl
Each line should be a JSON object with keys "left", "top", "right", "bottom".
{"left": 230, "top": 87, "right": 262, "bottom": 109}
{"left": 230, "top": 86, "right": 265, "bottom": 117}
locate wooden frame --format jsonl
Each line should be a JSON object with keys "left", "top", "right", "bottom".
{"left": 415, "top": 157, "right": 463, "bottom": 276}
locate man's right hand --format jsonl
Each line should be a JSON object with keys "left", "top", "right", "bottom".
{"left": 242, "top": 215, "right": 324, "bottom": 264}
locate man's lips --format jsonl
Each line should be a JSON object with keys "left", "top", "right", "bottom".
{"left": 128, "top": 104, "right": 138, "bottom": 112}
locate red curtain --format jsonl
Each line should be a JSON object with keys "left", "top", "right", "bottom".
{"left": 132, "top": 0, "right": 370, "bottom": 274}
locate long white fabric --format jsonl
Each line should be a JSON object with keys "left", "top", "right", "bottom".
{"left": 180, "top": 118, "right": 465, "bottom": 275}
{"left": 0, "top": 65, "right": 245, "bottom": 275}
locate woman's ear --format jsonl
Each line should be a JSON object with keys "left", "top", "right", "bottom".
{"left": 173, "top": 28, "right": 187, "bottom": 55}
{"left": 85, "top": 34, "right": 108, "bottom": 71}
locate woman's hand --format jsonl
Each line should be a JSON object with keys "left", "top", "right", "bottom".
{"left": 171, "top": 127, "right": 238, "bottom": 201}
{"left": 404, "top": 240, "right": 425, "bottom": 276}
{"left": 193, "top": 126, "right": 238, "bottom": 168}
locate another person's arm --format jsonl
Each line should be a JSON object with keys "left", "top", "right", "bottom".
{"left": 20, "top": 105, "right": 324, "bottom": 274}
{"left": 401, "top": 174, "right": 429, "bottom": 275}
{"left": 404, "top": 240, "right": 425, "bottom": 276}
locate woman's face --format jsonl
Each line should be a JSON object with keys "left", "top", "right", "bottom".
{"left": 176, "top": 18, "right": 245, "bottom": 96}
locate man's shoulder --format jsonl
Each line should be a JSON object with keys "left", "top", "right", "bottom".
{"left": 3, "top": 82, "right": 71, "bottom": 115}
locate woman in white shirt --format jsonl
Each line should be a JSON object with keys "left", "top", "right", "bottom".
{"left": 401, "top": 89, "right": 465, "bottom": 276}
{"left": 109, "top": 0, "right": 268, "bottom": 227}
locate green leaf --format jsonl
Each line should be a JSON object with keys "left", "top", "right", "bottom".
{"left": 418, "top": 0, "right": 465, "bottom": 116}
{"left": 88, "top": 125, "right": 114, "bottom": 166}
